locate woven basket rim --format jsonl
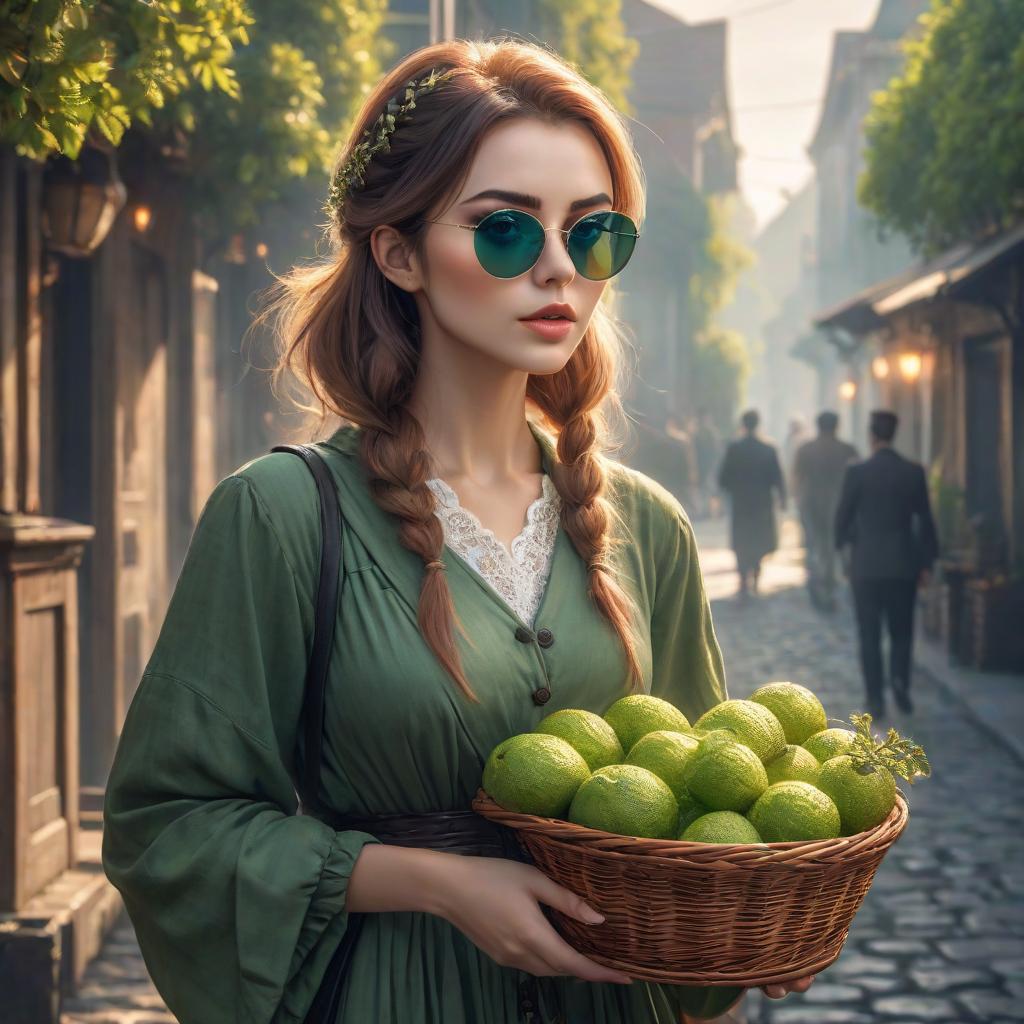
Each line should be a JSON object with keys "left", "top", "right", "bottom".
{"left": 472, "top": 787, "right": 909, "bottom": 866}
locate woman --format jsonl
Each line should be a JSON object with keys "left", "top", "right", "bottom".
{"left": 102, "top": 38, "right": 815, "bottom": 1024}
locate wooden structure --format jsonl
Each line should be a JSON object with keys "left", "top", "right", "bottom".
{"left": 0, "top": 514, "right": 93, "bottom": 910}
{"left": 0, "top": 139, "right": 221, "bottom": 1018}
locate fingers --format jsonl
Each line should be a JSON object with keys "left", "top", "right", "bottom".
{"left": 524, "top": 887, "right": 632, "bottom": 986}
{"left": 761, "top": 974, "right": 816, "bottom": 999}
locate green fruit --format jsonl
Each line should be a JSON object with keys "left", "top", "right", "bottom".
{"left": 682, "top": 737, "right": 769, "bottom": 813}
{"left": 747, "top": 781, "right": 841, "bottom": 842}
{"left": 682, "top": 811, "right": 764, "bottom": 845}
{"left": 568, "top": 765, "right": 679, "bottom": 839}
{"left": 817, "top": 755, "right": 897, "bottom": 836}
{"left": 603, "top": 695, "right": 691, "bottom": 754}
{"left": 534, "top": 708, "right": 624, "bottom": 771}
{"left": 765, "top": 744, "right": 822, "bottom": 786}
{"left": 483, "top": 733, "right": 589, "bottom": 818}
{"left": 693, "top": 699, "right": 787, "bottom": 764}
{"left": 803, "top": 728, "right": 856, "bottom": 764}
{"left": 624, "top": 730, "right": 700, "bottom": 802}
{"left": 750, "top": 681, "right": 828, "bottom": 745}
{"left": 676, "top": 789, "right": 712, "bottom": 833}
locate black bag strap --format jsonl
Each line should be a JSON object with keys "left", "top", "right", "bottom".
{"left": 270, "top": 443, "right": 341, "bottom": 813}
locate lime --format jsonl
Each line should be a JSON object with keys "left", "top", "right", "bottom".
{"left": 676, "top": 789, "right": 712, "bottom": 833}
{"left": 747, "top": 781, "right": 841, "bottom": 842}
{"left": 817, "top": 755, "right": 897, "bottom": 836}
{"left": 765, "top": 744, "right": 822, "bottom": 786}
{"left": 568, "top": 764, "right": 679, "bottom": 839}
{"left": 534, "top": 708, "right": 624, "bottom": 771}
{"left": 624, "top": 730, "right": 700, "bottom": 802}
{"left": 750, "top": 681, "right": 828, "bottom": 745}
{"left": 693, "top": 699, "right": 787, "bottom": 764}
{"left": 682, "top": 736, "right": 769, "bottom": 813}
{"left": 803, "top": 728, "right": 856, "bottom": 764}
{"left": 681, "top": 811, "right": 764, "bottom": 844}
{"left": 603, "top": 694, "right": 691, "bottom": 754}
{"left": 483, "top": 733, "right": 589, "bottom": 818}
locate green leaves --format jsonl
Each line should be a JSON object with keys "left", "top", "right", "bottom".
{"left": 0, "top": 0, "right": 253, "bottom": 160}
{"left": 847, "top": 712, "right": 932, "bottom": 785}
{"left": 859, "top": 0, "right": 1024, "bottom": 254}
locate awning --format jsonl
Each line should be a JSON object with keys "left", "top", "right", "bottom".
{"left": 813, "top": 222, "right": 1024, "bottom": 335}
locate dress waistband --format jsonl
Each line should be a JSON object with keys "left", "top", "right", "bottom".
{"left": 304, "top": 805, "right": 525, "bottom": 860}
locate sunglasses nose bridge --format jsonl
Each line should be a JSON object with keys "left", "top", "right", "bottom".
{"left": 529, "top": 221, "right": 577, "bottom": 278}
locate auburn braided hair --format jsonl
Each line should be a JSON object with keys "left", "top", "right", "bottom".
{"left": 260, "top": 37, "right": 647, "bottom": 702}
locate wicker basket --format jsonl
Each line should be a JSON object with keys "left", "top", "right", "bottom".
{"left": 472, "top": 787, "right": 909, "bottom": 987}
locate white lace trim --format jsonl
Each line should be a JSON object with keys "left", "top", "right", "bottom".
{"left": 426, "top": 473, "right": 561, "bottom": 626}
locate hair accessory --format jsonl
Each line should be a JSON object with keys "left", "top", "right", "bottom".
{"left": 425, "top": 559, "right": 447, "bottom": 571}
{"left": 325, "top": 66, "right": 456, "bottom": 218}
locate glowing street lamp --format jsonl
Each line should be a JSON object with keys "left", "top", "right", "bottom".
{"left": 898, "top": 352, "right": 922, "bottom": 382}
{"left": 133, "top": 205, "right": 153, "bottom": 233}
{"left": 871, "top": 356, "right": 890, "bottom": 380}
{"left": 838, "top": 380, "right": 857, "bottom": 401}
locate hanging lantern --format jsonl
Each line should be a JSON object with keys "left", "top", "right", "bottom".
{"left": 42, "top": 146, "right": 127, "bottom": 258}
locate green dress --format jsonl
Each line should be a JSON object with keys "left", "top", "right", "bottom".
{"left": 102, "top": 420, "right": 746, "bottom": 1024}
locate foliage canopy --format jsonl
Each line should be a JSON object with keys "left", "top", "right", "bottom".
{"left": 859, "top": 0, "right": 1024, "bottom": 255}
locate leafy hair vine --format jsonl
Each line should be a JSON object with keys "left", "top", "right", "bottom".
{"left": 325, "top": 66, "right": 457, "bottom": 218}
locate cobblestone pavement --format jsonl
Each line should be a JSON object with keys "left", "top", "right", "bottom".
{"left": 60, "top": 914, "right": 175, "bottom": 1023}
{"left": 697, "top": 514, "right": 1024, "bottom": 1024}
{"left": 63, "top": 517, "right": 1024, "bottom": 1023}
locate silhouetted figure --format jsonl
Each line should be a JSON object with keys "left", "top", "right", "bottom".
{"left": 717, "top": 409, "right": 786, "bottom": 597}
{"left": 794, "top": 411, "right": 859, "bottom": 612}
{"left": 782, "top": 415, "right": 811, "bottom": 496}
{"left": 835, "top": 410, "right": 939, "bottom": 720}
{"left": 630, "top": 414, "right": 696, "bottom": 510}
{"left": 692, "top": 408, "right": 721, "bottom": 520}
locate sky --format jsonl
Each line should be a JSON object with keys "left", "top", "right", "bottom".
{"left": 649, "top": 0, "right": 884, "bottom": 232}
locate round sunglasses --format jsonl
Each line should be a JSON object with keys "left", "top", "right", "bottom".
{"left": 423, "top": 208, "right": 640, "bottom": 280}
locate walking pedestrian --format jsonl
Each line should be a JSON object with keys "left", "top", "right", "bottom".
{"left": 99, "top": 39, "right": 814, "bottom": 1024}
{"left": 692, "top": 408, "right": 721, "bottom": 520}
{"left": 629, "top": 412, "right": 697, "bottom": 511}
{"left": 782, "top": 415, "right": 810, "bottom": 496}
{"left": 717, "top": 409, "right": 786, "bottom": 598}
{"left": 834, "top": 410, "right": 939, "bottom": 720}
{"left": 793, "top": 411, "right": 859, "bottom": 612}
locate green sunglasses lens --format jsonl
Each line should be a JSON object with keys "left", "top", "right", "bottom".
{"left": 473, "top": 209, "right": 638, "bottom": 279}
{"left": 568, "top": 211, "right": 638, "bottom": 280}
{"left": 473, "top": 210, "right": 546, "bottom": 278}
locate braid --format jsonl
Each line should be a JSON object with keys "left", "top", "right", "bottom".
{"left": 359, "top": 407, "right": 479, "bottom": 702}
{"left": 553, "top": 411, "right": 645, "bottom": 692}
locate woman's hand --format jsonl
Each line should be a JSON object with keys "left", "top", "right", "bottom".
{"left": 760, "top": 974, "right": 816, "bottom": 999}
{"left": 429, "top": 855, "right": 634, "bottom": 986}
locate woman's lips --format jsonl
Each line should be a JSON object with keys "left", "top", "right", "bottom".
{"left": 519, "top": 317, "right": 573, "bottom": 339}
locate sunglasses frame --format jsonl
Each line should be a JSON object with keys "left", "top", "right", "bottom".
{"left": 423, "top": 207, "right": 641, "bottom": 280}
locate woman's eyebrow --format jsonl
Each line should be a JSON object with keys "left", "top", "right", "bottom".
{"left": 459, "top": 189, "right": 612, "bottom": 211}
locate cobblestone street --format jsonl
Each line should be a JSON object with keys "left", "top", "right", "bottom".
{"left": 699, "top": 515, "right": 1024, "bottom": 1024}
{"left": 62, "top": 517, "right": 1024, "bottom": 1023}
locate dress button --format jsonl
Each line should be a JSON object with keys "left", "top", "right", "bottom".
{"left": 515, "top": 625, "right": 535, "bottom": 643}
{"left": 536, "top": 627, "right": 555, "bottom": 648}
{"left": 532, "top": 686, "right": 552, "bottom": 705}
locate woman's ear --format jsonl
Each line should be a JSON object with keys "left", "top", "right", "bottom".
{"left": 370, "top": 225, "right": 423, "bottom": 292}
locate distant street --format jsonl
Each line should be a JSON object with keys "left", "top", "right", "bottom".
{"left": 61, "top": 516, "right": 1024, "bottom": 1024}
{"left": 697, "top": 513, "right": 1024, "bottom": 1024}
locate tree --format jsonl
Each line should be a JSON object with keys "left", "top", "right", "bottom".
{"left": 859, "top": 0, "right": 1024, "bottom": 256}
{"left": 0, "top": 0, "right": 251, "bottom": 159}
{"left": 535, "top": 0, "right": 639, "bottom": 115}
{"left": 0, "top": 0, "right": 392, "bottom": 235}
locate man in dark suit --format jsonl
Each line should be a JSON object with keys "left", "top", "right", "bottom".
{"left": 834, "top": 410, "right": 939, "bottom": 719}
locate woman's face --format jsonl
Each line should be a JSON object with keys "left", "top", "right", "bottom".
{"left": 375, "top": 118, "right": 617, "bottom": 376}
